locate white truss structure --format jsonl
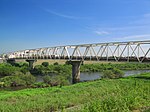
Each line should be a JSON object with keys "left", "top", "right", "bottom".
{"left": 7, "top": 40, "right": 150, "bottom": 62}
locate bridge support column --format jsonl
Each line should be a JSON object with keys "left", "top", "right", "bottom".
{"left": 26, "top": 59, "right": 36, "bottom": 70}
{"left": 67, "top": 60, "right": 83, "bottom": 84}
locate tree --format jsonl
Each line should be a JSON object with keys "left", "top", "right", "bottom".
{"left": 53, "top": 62, "right": 59, "bottom": 65}
{"left": 42, "top": 62, "right": 49, "bottom": 67}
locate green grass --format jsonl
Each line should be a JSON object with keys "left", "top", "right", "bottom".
{"left": 0, "top": 73, "right": 150, "bottom": 112}
{"left": 80, "top": 62, "right": 150, "bottom": 72}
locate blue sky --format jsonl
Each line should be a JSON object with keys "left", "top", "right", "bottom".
{"left": 0, "top": 0, "right": 150, "bottom": 53}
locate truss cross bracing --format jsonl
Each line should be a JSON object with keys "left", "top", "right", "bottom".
{"left": 7, "top": 40, "right": 150, "bottom": 62}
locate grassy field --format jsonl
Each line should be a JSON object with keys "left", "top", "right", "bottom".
{"left": 0, "top": 73, "right": 149, "bottom": 112}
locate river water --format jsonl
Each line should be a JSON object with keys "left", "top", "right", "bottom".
{"left": 36, "top": 70, "right": 150, "bottom": 82}
{"left": 80, "top": 70, "right": 150, "bottom": 81}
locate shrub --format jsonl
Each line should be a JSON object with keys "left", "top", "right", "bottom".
{"left": 53, "top": 65, "right": 64, "bottom": 73}
{"left": 102, "top": 68, "right": 124, "bottom": 79}
{"left": 42, "top": 62, "right": 49, "bottom": 67}
{"left": 53, "top": 62, "right": 59, "bottom": 65}
{"left": 21, "top": 72, "right": 36, "bottom": 85}
{"left": 31, "top": 82, "right": 49, "bottom": 88}
{"left": 65, "top": 61, "right": 70, "bottom": 65}
{"left": 0, "top": 63, "right": 20, "bottom": 77}
{"left": 0, "top": 63, "right": 30, "bottom": 77}
{"left": 22, "top": 63, "right": 29, "bottom": 67}
{"left": 12, "top": 71, "right": 24, "bottom": 76}
{"left": 112, "top": 68, "right": 124, "bottom": 78}
{"left": 50, "top": 75, "right": 70, "bottom": 86}
{"left": 43, "top": 75, "right": 51, "bottom": 84}
{"left": 0, "top": 72, "right": 36, "bottom": 87}
{"left": 14, "top": 62, "right": 29, "bottom": 67}
{"left": 20, "top": 66, "right": 29, "bottom": 74}
{"left": 43, "top": 75, "right": 70, "bottom": 87}
{"left": 0, "top": 82, "right": 4, "bottom": 87}
{"left": 102, "top": 70, "right": 115, "bottom": 79}
{"left": 0, "top": 75, "right": 26, "bottom": 87}
{"left": 33, "top": 65, "right": 45, "bottom": 74}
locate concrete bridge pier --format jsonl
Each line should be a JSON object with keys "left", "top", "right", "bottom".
{"left": 26, "top": 59, "right": 36, "bottom": 70}
{"left": 67, "top": 60, "right": 83, "bottom": 84}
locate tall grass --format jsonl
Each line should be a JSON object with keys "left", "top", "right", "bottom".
{"left": 0, "top": 73, "right": 149, "bottom": 112}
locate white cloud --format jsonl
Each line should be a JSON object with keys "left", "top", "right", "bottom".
{"left": 94, "top": 31, "right": 109, "bottom": 35}
{"left": 116, "top": 34, "right": 150, "bottom": 41}
{"left": 44, "top": 9, "right": 89, "bottom": 20}
{"left": 45, "top": 10, "right": 78, "bottom": 19}
{"left": 122, "top": 34, "right": 150, "bottom": 39}
{"left": 45, "top": 9, "right": 77, "bottom": 19}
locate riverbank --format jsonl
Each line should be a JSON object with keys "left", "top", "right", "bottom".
{"left": 0, "top": 73, "right": 149, "bottom": 112}
{"left": 1, "top": 62, "right": 150, "bottom": 88}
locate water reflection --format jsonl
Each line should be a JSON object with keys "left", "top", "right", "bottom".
{"left": 80, "top": 72, "right": 100, "bottom": 81}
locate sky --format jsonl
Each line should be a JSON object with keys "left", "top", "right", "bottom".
{"left": 0, "top": 0, "right": 150, "bottom": 53}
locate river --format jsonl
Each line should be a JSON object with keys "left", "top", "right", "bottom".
{"left": 36, "top": 70, "right": 150, "bottom": 82}
{"left": 80, "top": 70, "right": 150, "bottom": 81}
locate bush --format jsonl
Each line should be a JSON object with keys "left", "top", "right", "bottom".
{"left": 102, "top": 70, "right": 115, "bottom": 79}
{"left": 0, "top": 63, "right": 30, "bottom": 77}
{"left": 0, "top": 63, "right": 20, "bottom": 77}
{"left": 102, "top": 68, "right": 124, "bottom": 79}
{"left": 42, "top": 62, "right": 49, "bottom": 67}
{"left": 43, "top": 75, "right": 70, "bottom": 87}
{"left": 43, "top": 75, "right": 51, "bottom": 84}
{"left": 65, "top": 61, "right": 70, "bottom": 65}
{"left": 14, "top": 62, "right": 29, "bottom": 67}
{"left": 0, "top": 72, "right": 36, "bottom": 87}
{"left": 53, "top": 62, "right": 59, "bottom": 65}
{"left": 112, "top": 68, "right": 124, "bottom": 78}
{"left": 31, "top": 82, "right": 49, "bottom": 88}
{"left": 0, "top": 75, "right": 26, "bottom": 87}
{"left": 21, "top": 72, "right": 36, "bottom": 85}
{"left": 0, "top": 82, "right": 4, "bottom": 87}
{"left": 20, "top": 66, "right": 29, "bottom": 74}
{"left": 49, "top": 75, "right": 70, "bottom": 86}
{"left": 33, "top": 65, "right": 47, "bottom": 75}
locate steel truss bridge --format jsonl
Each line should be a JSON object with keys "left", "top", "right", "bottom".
{"left": 7, "top": 40, "right": 150, "bottom": 62}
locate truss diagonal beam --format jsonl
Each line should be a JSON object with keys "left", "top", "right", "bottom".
{"left": 5, "top": 40, "right": 150, "bottom": 62}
